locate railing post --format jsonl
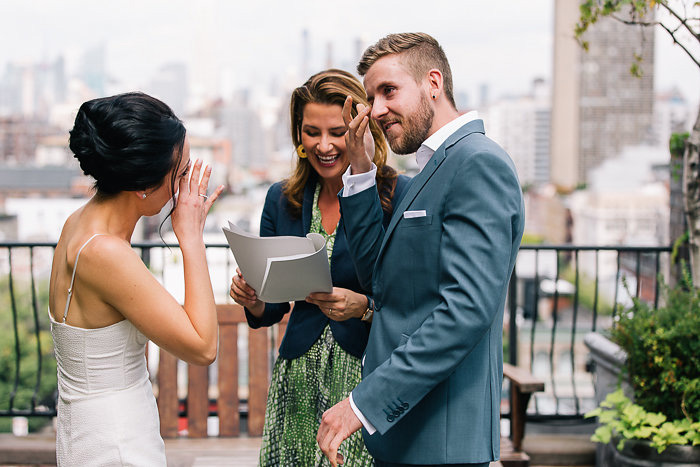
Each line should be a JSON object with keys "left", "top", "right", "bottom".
{"left": 187, "top": 364, "right": 209, "bottom": 438}
{"left": 217, "top": 305, "right": 240, "bottom": 437}
{"left": 247, "top": 327, "right": 270, "bottom": 436}
{"left": 157, "top": 350, "right": 179, "bottom": 438}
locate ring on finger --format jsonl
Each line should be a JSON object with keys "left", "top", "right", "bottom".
{"left": 199, "top": 194, "right": 208, "bottom": 199}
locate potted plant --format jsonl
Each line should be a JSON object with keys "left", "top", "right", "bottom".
{"left": 585, "top": 271, "right": 700, "bottom": 466}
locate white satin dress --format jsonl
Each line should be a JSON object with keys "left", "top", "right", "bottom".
{"left": 49, "top": 234, "right": 166, "bottom": 466}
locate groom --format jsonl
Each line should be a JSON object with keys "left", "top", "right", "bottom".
{"left": 316, "top": 33, "right": 525, "bottom": 466}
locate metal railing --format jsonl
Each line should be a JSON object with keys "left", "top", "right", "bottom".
{"left": 0, "top": 241, "right": 673, "bottom": 430}
{"left": 507, "top": 245, "right": 672, "bottom": 425}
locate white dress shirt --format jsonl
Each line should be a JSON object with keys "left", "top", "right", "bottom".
{"left": 344, "top": 111, "right": 480, "bottom": 434}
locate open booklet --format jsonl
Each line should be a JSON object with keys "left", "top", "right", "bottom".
{"left": 222, "top": 221, "right": 333, "bottom": 303}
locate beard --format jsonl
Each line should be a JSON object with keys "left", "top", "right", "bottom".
{"left": 384, "top": 93, "right": 434, "bottom": 155}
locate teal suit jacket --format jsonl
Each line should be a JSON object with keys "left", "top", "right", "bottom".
{"left": 339, "top": 119, "right": 524, "bottom": 464}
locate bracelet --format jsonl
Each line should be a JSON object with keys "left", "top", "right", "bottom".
{"left": 361, "top": 295, "right": 374, "bottom": 323}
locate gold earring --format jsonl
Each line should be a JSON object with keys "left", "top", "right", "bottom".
{"left": 296, "top": 145, "right": 307, "bottom": 159}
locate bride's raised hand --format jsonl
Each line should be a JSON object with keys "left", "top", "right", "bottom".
{"left": 171, "top": 158, "right": 224, "bottom": 248}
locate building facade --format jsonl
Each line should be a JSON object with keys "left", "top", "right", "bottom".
{"left": 551, "top": 0, "right": 655, "bottom": 190}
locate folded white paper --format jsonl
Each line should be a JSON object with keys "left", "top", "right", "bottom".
{"left": 222, "top": 222, "right": 333, "bottom": 303}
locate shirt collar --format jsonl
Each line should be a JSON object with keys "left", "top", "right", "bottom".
{"left": 416, "top": 110, "right": 479, "bottom": 172}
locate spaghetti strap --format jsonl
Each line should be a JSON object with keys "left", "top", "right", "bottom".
{"left": 61, "top": 234, "right": 105, "bottom": 323}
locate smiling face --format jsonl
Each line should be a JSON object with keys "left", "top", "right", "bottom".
{"left": 300, "top": 102, "right": 349, "bottom": 182}
{"left": 363, "top": 54, "right": 434, "bottom": 155}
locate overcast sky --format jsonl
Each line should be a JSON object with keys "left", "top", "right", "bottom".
{"left": 2, "top": 0, "right": 698, "bottom": 107}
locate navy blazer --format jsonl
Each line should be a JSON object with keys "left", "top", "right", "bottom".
{"left": 245, "top": 172, "right": 410, "bottom": 360}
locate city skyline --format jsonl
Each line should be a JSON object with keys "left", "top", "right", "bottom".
{"left": 2, "top": 0, "right": 698, "bottom": 110}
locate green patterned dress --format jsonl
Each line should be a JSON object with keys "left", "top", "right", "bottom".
{"left": 258, "top": 183, "right": 374, "bottom": 467}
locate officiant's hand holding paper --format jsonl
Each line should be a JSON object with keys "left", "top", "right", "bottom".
{"left": 306, "top": 288, "right": 367, "bottom": 322}
{"left": 230, "top": 268, "right": 264, "bottom": 317}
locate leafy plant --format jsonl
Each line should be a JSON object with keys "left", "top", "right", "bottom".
{"left": 587, "top": 269, "right": 700, "bottom": 452}
{"left": 0, "top": 276, "right": 56, "bottom": 432}
{"left": 613, "top": 270, "right": 700, "bottom": 422}
{"left": 586, "top": 389, "right": 700, "bottom": 453}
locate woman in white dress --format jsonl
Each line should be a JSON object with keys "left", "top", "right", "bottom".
{"left": 48, "top": 92, "right": 224, "bottom": 466}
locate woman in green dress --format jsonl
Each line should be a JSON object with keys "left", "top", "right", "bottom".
{"left": 229, "top": 69, "right": 409, "bottom": 466}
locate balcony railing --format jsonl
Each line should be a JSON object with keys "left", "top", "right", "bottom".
{"left": 0, "top": 241, "right": 673, "bottom": 436}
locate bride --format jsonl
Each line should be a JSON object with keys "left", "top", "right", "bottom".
{"left": 48, "top": 92, "right": 224, "bottom": 466}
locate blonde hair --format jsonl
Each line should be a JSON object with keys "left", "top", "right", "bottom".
{"left": 357, "top": 32, "right": 456, "bottom": 109}
{"left": 284, "top": 69, "right": 397, "bottom": 216}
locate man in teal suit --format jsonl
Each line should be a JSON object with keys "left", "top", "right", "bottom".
{"left": 316, "top": 32, "right": 525, "bottom": 466}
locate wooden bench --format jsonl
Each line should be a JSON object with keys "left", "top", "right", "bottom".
{"left": 155, "top": 305, "right": 544, "bottom": 466}
{"left": 156, "top": 304, "right": 283, "bottom": 438}
{"left": 500, "top": 362, "right": 546, "bottom": 467}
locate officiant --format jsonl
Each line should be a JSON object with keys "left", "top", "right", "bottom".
{"left": 229, "top": 68, "right": 409, "bottom": 466}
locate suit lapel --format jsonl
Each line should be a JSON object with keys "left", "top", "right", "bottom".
{"left": 375, "top": 119, "right": 486, "bottom": 265}
{"left": 378, "top": 146, "right": 446, "bottom": 256}
{"left": 301, "top": 176, "right": 316, "bottom": 235}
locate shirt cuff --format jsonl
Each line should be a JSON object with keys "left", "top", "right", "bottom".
{"left": 349, "top": 392, "right": 376, "bottom": 435}
{"left": 342, "top": 163, "right": 377, "bottom": 197}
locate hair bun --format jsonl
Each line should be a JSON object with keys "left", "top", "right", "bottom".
{"left": 69, "top": 105, "right": 104, "bottom": 181}
{"left": 68, "top": 92, "right": 186, "bottom": 195}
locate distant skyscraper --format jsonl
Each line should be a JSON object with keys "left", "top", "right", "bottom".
{"left": 551, "top": 0, "right": 655, "bottom": 190}
{"left": 0, "top": 64, "right": 25, "bottom": 116}
{"left": 454, "top": 91, "right": 470, "bottom": 113}
{"left": 484, "top": 78, "right": 551, "bottom": 186}
{"left": 219, "top": 90, "right": 267, "bottom": 170}
{"left": 80, "top": 44, "right": 107, "bottom": 97}
{"left": 302, "top": 29, "right": 310, "bottom": 79}
{"left": 478, "top": 83, "right": 489, "bottom": 108}
{"left": 325, "top": 41, "right": 334, "bottom": 70}
{"left": 354, "top": 37, "right": 364, "bottom": 69}
{"left": 148, "top": 63, "right": 188, "bottom": 116}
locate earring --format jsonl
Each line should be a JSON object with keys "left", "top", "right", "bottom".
{"left": 142, "top": 193, "right": 147, "bottom": 199}
{"left": 432, "top": 94, "right": 437, "bottom": 99}
{"left": 296, "top": 145, "right": 307, "bottom": 159}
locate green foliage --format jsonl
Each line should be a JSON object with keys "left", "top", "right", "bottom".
{"left": 0, "top": 323, "right": 57, "bottom": 415}
{"left": 586, "top": 389, "right": 700, "bottom": 453}
{"left": 0, "top": 276, "right": 56, "bottom": 432}
{"left": 521, "top": 233, "right": 545, "bottom": 245}
{"left": 576, "top": 1, "right": 654, "bottom": 52}
{"left": 670, "top": 132, "right": 690, "bottom": 160}
{"left": 630, "top": 53, "right": 644, "bottom": 77}
{"left": 588, "top": 268, "right": 700, "bottom": 452}
{"left": 562, "top": 268, "right": 614, "bottom": 316}
{"left": 612, "top": 271, "right": 700, "bottom": 422}
{"left": 671, "top": 231, "right": 690, "bottom": 264}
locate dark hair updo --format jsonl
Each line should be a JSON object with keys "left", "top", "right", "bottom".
{"left": 69, "top": 92, "right": 186, "bottom": 196}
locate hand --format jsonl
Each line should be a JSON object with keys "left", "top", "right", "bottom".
{"left": 317, "top": 398, "right": 363, "bottom": 467}
{"left": 230, "top": 268, "right": 265, "bottom": 317}
{"left": 171, "top": 159, "right": 224, "bottom": 248}
{"left": 306, "top": 288, "right": 367, "bottom": 321}
{"left": 342, "top": 96, "right": 374, "bottom": 174}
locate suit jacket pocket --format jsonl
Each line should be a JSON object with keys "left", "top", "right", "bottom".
{"left": 400, "top": 214, "right": 433, "bottom": 227}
